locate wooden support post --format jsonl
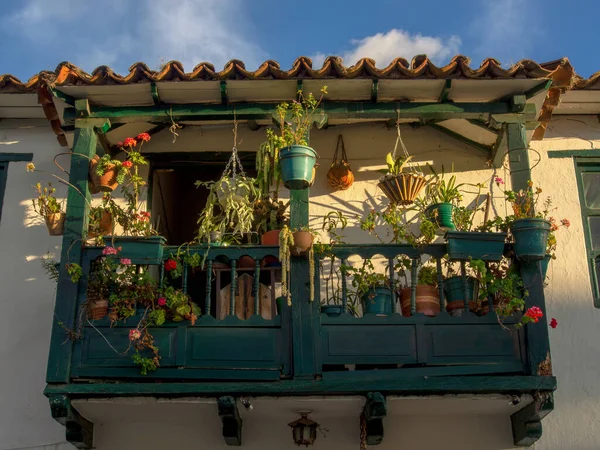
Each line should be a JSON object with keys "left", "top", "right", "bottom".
{"left": 371, "top": 79, "right": 379, "bottom": 103}
{"left": 49, "top": 395, "right": 93, "bottom": 449}
{"left": 438, "top": 79, "right": 452, "bottom": 103}
{"left": 363, "top": 392, "right": 386, "bottom": 446}
{"left": 218, "top": 396, "right": 242, "bottom": 446}
{"left": 511, "top": 392, "right": 554, "bottom": 446}
{"left": 290, "top": 189, "right": 319, "bottom": 378}
{"left": 220, "top": 81, "right": 228, "bottom": 105}
{"left": 507, "top": 122, "right": 531, "bottom": 191}
{"left": 46, "top": 114, "right": 107, "bottom": 383}
{"left": 150, "top": 82, "right": 161, "bottom": 106}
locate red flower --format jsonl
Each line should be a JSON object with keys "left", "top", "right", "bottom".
{"left": 117, "top": 141, "right": 123, "bottom": 147}
{"left": 140, "top": 211, "right": 151, "bottom": 218}
{"left": 123, "top": 137, "right": 137, "bottom": 147}
{"left": 561, "top": 219, "right": 570, "bottom": 228}
{"left": 550, "top": 318, "right": 558, "bottom": 328}
{"left": 524, "top": 306, "right": 544, "bottom": 323}
{"left": 137, "top": 132, "right": 151, "bottom": 142}
{"left": 164, "top": 259, "right": 177, "bottom": 271}
{"left": 122, "top": 160, "right": 133, "bottom": 169}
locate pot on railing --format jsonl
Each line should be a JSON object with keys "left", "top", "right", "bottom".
{"left": 362, "top": 286, "right": 393, "bottom": 316}
{"left": 444, "top": 276, "right": 479, "bottom": 317}
{"left": 510, "top": 218, "right": 551, "bottom": 261}
{"left": 399, "top": 286, "right": 440, "bottom": 317}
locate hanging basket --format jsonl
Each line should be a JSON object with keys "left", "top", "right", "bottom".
{"left": 327, "top": 135, "right": 354, "bottom": 191}
{"left": 378, "top": 173, "right": 427, "bottom": 205}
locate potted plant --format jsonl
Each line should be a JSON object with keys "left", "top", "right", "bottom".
{"left": 423, "top": 167, "right": 463, "bottom": 231}
{"left": 265, "top": 86, "right": 327, "bottom": 190}
{"left": 31, "top": 182, "right": 65, "bottom": 236}
{"left": 105, "top": 134, "right": 166, "bottom": 264}
{"left": 90, "top": 154, "right": 125, "bottom": 192}
{"left": 397, "top": 260, "right": 441, "bottom": 317}
{"left": 443, "top": 269, "right": 479, "bottom": 317}
{"left": 445, "top": 182, "right": 507, "bottom": 261}
{"left": 344, "top": 259, "right": 394, "bottom": 316}
{"left": 279, "top": 225, "right": 318, "bottom": 304}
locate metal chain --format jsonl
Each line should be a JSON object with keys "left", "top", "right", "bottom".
{"left": 359, "top": 409, "right": 367, "bottom": 450}
{"left": 220, "top": 114, "right": 247, "bottom": 181}
{"left": 391, "top": 109, "right": 410, "bottom": 161}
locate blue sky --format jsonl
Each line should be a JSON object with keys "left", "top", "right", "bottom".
{"left": 0, "top": 0, "right": 598, "bottom": 81}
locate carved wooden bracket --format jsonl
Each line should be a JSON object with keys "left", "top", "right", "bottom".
{"left": 218, "top": 396, "right": 242, "bottom": 446}
{"left": 49, "top": 395, "right": 93, "bottom": 449}
{"left": 511, "top": 392, "right": 554, "bottom": 446}
{"left": 364, "top": 392, "right": 387, "bottom": 446}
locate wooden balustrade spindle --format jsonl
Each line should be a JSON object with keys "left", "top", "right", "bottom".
{"left": 205, "top": 260, "right": 213, "bottom": 316}
{"left": 410, "top": 258, "right": 418, "bottom": 315}
{"left": 341, "top": 257, "right": 348, "bottom": 313}
{"left": 230, "top": 259, "right": 237, "bottom": 317}
{"left": 436, "top": 257, "right": 445, "bottom": 311}
{"left": 388, "top": 257, "right": 396, "bottom": 313}
{"left": 461, "top": 260, "right": 469, "bottom": 312}
{"left": 159, "top": 262, "right": 165, "bottom": 290}
{"left": 253, "top": 259, "right": 261, "bottom": 316}
{"left": 182, "top": 262, "right": 188, "bottom": 294}
{"left": 485, "top": 261, "right": 494, "bottom": 313}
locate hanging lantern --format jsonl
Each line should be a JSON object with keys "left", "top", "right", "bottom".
{"left": 288, "top": 413, "right": 319, "bottom": 446}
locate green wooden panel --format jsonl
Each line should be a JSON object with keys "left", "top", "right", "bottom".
{"left": 426, "top": 325, "right": 521, "bottom": 363}
{"left": 187, "top": 328, "right": 281, "bottom": 369}
{"left": 0, "top": 153, "right": 33, "bottom": 162}
{"left": 74, "top": 368, "right": 281, "bottom": 381}
{"left": 76, "top": 328, "right": 177, "bottom": 369}
{"left": 322, "top": 325, "right": 416, "bottom": 364}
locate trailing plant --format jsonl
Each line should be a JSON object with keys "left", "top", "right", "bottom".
{"left": 95, "top": 154, "right": 126, "bottom": 184}
{"left": 254, "top": 196, "right": 289, "bottom": 235}
{"left": 40, "top": 255, "right": 59, "bottom": 284}
{"left": 342, "top": 258, "right": 392, "bottom": 301}
{"left": 361, "top": 206, "right": 436, "bottom": 247}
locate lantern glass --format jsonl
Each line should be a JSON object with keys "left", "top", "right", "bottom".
{"left": 289, "top": 414, "right": 319, "bottom": 446}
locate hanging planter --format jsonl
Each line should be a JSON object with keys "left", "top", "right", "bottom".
{"left": 445, "top": 231, "right": 507, "bottom": 261}
{"left": 216, "top": 177, "right": 250, "bottom": 206}
{"left": 88, "top": 298, "right": 108, "bottom": 320}
{"left": 290, "top": 230, "right": 314, "bottom": 256}
{"left": 510, "top": 218, "right": 551, "bottom": 261}
{"left": 327, "top": 135, "right": 354, "bottom": 191}
{"left": 426, "top": 202, "right": 455, "bottom": 231}
{"left": 89, "top": 156, "right": 119, "bottom": 193}
{"left": 444, "top": 276, "right": 479, "bottom": 317}
{"left": 88, "top": 211, "right": 113, "bottom": 238}
{"left": 279, "top": 145, "right": 318, "bottom": 190}
{"left": 45, "top": 212, "right": 66, "bottom": 236}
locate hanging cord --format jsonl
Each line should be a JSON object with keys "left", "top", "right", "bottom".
{"left": 391, "top": 109, "right": 421, "bottom": 175}
{"left": 220, "top": 111, "right": 247, "bottom": 181}
{"left": 333, "top": 134, "right": 349, "bottom": 163}
{"left": 168, "top": 107, "right": 183, "bottom": 143}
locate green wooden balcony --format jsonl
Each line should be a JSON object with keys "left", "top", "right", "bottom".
{"left": 52, "top": 242, "right": 554, "bottom": 387}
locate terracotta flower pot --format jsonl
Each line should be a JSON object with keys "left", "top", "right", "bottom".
{"left": 238, "top": 256, "right": 256, "bottom": 269}
{"left": 291, "top": 231, "right": 314, "bottom": 256}
{"left": 399, "top": 286, "right": 440, "bottom": 317}
{"left": 260, "top": 229, "right": 280, "bottom": 266}
{"left": 88, "top": 299, "right": 108, "bottom": 320}
{"left": 90, "top": 159, "right": 119, "bottom": 192}
{"left": 88, "top": 211, "right": 113, "bottom": 238}
{"left": 45, "top": 212, "right": 65, "bottom": 236}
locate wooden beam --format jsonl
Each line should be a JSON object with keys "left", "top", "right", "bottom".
{"left": 507, "top": 122, "right": 531, "bottom": 190}
{"left": 371, "top": 79, "right": 379, "bottom": 103}
{"left": 511, "top": 95, "right": 527, "bottom": 113}
{"left": 63, "top": 101, "right": 525, "bottom": 125}
{"left": 524, "top": 80, "right": 553, "bottom": 99}
{"left": 438, "top": 79, "right": 452, "bottom": 103}
{"left": 0, "top": 153, "right": 33, "bottom": 162}
{"left": 491, "top": 125, "right": 507, "bottom": 168}
{"left": 511, "top": 393, "right": 554, "bottom": 446}
{"left": 217, "top": 396, "right": 242, "bottom": 446}
{"left": 548, "top": 149, "right": 600, "bottom": 159}
{"left": 466, "top": 119, "right": 499, "bottom": 135}
{"left": 44, "top": 376, "right": 557, "bottom": 397}
{"left": 50, "top": 87, "right": 75, "bottom": 106}
{"left": 430, "top": 124, "right": 492, "bottom": 155}
{"left": 220, "top": 81, "right": 228, "bottom": 105}
{"left": 50, "top": 395, "right": 94, "bottom": 449}
{"left": 296, "top": 80, "right": 303, "bottom": 101}
{"left": 150, "top": 82, "right": 161, "bottom": 106}
{"left": 74, "top": 99, "right": 90, "bottom": 118}
{"left": 247, "top": 120, "right": 259, "bottom": 131}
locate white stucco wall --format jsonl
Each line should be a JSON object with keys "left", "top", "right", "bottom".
{"left": 2, "top": 116, "right": 600, "bottom": 449}
{"left": 0, "top": 119, "right": 72, "bottom": 449}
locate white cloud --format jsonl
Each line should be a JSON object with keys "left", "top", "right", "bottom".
{"left": 3, "top": 0, "right": 267, "bottom": 73}
{"left": 469, "top": 0, "right": 542, "bottom": 66}
{"left": 311, "top": 29, "right": 461, "bottom": 68}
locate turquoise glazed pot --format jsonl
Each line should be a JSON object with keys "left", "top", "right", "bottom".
{"left": 445, "top": 231, "right": 507, "bottom": 261}
{"left": 361, "top": 287, "right": 393, "bottom": 315}
{"left": 510, "top": 218, "right": 551, "bottom": 261}
{"left": 444, "top": 276, "right": 479, "bottom": 303}
{"left": 541, "top": 254, "right": 552, "bottom": 280}
{"left": 279, "top": 145, "right": 317, "bottom": 190}
{"left": 105, "top": 236, "right": 166, "bottom": 265}
{"left": 426, "top": 202, "right": 455, "bottom": 231}
{"left": 320, "top": 305, "right": 344, "bottom": 317}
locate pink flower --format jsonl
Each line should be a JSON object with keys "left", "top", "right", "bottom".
{"left": 550, "top": 318, "right": 558, "bottom": 328}
{"left": 494, "top": 176, "right": 504, "bottom": 185}
{"left": 102, "top": 246, "right": 118, "bottom": 256}
{"left": 157, "top": 297, "right": 167, "bottom": 307}
{"left": 524, "top": 306, "right": 544, "bottom": 323}
{"left": 137, "top": 132, "right": 151, "bottom": 142}
{"left": 129, "top": 329, "right": 141, "bottom": 341}
{"left": 120, "top": 258, "right": 132, "bottom": 265}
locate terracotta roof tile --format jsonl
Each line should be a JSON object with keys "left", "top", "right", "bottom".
{"left": 573, "top": 70, "right": 600, "bottom": 90}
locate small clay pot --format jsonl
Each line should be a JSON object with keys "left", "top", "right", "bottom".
{"left": 45, "top": 212, "right": 65, "bottom": 236}
{"left": 88, "top": 299, "right": 108, "bottom": 320}
{"left": 290, "top": 231, "right": 314, "bottom": 256}
{"left": 90, "top": 159, "right": 119, "bottom": 192}
{"left": 237, "top": 256, "right": 256, "bottom": 269}
{"left": 399, "top": 286, "right": 440, "bottom": 317}
{"left": 88, "top": 211, "right": 113, "bottom": 238}
{"left": 260, "top": 229, "right": 280, "bottom": 266}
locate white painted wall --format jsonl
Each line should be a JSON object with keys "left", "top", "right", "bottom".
{"left": 2, "top": 117, "right": 600, "bottom": 449}
{"left": 0, "top": 119, "right": 72, "bottom": 449}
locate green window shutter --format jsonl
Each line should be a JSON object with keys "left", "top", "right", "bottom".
{"left": 575, "top": 159, "right": 600, "bottom": 306}
{"left": 0, "top": 163, "right": 7, "bottom": 226}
